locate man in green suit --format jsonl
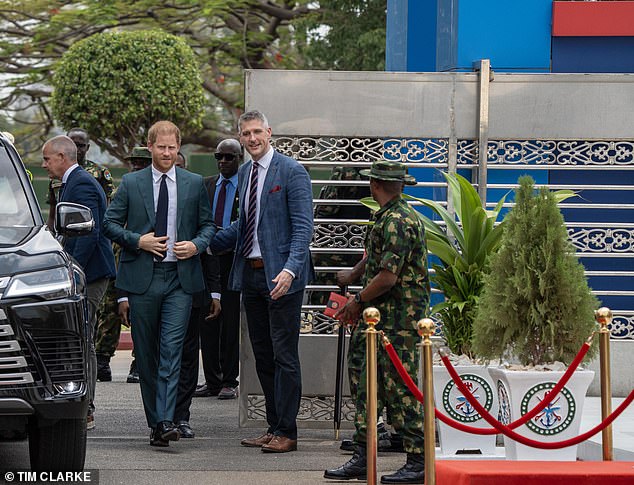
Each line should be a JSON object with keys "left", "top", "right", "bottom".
{"left": 103, "top": 121, "right": 214, "bottom": 446}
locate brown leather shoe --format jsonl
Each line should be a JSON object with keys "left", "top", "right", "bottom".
{"left": 261, "top": 435, "right": 298, "bottom": 453}
{"left": 240, "top": 433, "right": 274, "bottom": 448}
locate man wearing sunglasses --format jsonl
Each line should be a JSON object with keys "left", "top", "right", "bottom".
{"left": 195, "top": 139, "right": 243, "bottom": 400}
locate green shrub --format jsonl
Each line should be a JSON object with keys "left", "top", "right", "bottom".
{"left": 472, "top": 176, "right": 598, "bottom": 366}
{"left": 51, "top": 30, "right": 205, "bottom": 160}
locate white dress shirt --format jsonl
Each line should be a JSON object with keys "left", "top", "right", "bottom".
{"left": 151, "top": 165, "right": 178, "bottom": 262}
{"left": 61, "top": 163, "right": 80, "bottom": 184}
{"left": 242, "top": 147, "right": 274, "bottom": 260}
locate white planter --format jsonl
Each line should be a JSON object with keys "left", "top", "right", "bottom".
{"left": 488, "top": 367, "right": 594, "bottom": 461}
{"left": 433, "top": 365, "right": 499, "bottom": 456}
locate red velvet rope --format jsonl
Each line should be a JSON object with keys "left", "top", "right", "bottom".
{"left": 385, "top": 342, "right": 493, "bottom": 434}
{"left": 384, "top": 340, "right": 634, "bottom": 447}
{"left": 441, "top": 353, "right": 634, "bottom": 449}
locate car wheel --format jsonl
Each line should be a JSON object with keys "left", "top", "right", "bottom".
{"left": 28, "top": 418, "right": 86, "bottom": 471}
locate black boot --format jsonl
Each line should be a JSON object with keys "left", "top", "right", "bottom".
{"left": 324, "top": 446, "right": 367, "bottom": 480}
{"left": 96, "top": 354, "right": 112, "bottom": 382}
{"left": 126, "top": 359, "right": 139, "bottom": 383}
{"left": 380, "top": 453, "right": 424, "bottom": 484}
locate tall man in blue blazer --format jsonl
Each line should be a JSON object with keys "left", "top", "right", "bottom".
{"left": 104, "top": 121, "right": 214, "bottom": 446}
{"left": 41, "top": 135, "right": 116, "bottom": 429}
{"left": 210, "top": 110, "right": 314, "bottom": 453}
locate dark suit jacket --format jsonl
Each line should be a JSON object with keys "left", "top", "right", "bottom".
{"left": 61, "top": 166, "right": 116, "bottom": 283}
{"left": 204, "top": 174, "right": 239, "bottom": 227}
{"left": 103, "top": 166, "right": 215, "bottom": 295}
{"left": 210, "top": 150, "right": 314, "bottom": 293}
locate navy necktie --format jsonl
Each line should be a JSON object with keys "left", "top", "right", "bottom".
{"left": 242, "top": 162, "right": 259, "bottom": 257}
{"left": 59, "top": 182, "right": 66, "bottom": 201}
{"left": 214, "top": 179, "right": 229, "bottom": 227}
{"left": 155, "top": 174, "right": 168, "bottom": 261}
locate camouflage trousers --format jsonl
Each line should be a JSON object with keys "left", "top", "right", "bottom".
{"left": 348, "top": 326, "right": 424, "bottom": 453}
{"left": 95, "top": 280, "right": 122, "bottom": 357}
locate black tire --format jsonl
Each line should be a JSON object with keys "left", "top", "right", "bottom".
{"left": 28, "top": 417, "right": 86, "bottom": 471}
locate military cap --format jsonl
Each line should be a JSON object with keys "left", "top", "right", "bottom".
{"left": 125, "top": 146, "right": 152, "bottom": 160}
{"left": 360, "top": 160, "right": 416, "bottom": 185}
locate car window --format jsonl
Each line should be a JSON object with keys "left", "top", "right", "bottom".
{"left": 0, "top": 152, "right": 36, "bottom": 226}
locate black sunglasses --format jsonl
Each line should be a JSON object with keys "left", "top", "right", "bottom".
{"left": 214, "top": 152, "right": 237, "bottom": 161}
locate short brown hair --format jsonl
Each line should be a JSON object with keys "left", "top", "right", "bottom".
{"left": 148, "top": 121, "right": 181, "bottom": 145}
{"left": 238, "top": 110, "right": 269, "bottom": 134}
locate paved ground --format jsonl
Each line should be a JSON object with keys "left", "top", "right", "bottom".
{"left": 1, "top": 351, "right": 405, "bottom": 485}
{"left": 1, "top": 350, "right": 632, "bottom": 484}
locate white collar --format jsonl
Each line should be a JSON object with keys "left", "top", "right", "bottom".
{"left": 252, "top": 147, "right": 274, "bottom": 168}
{"left": 61, "top": 164, "right": 79, "bottom": 183}
{"left": 151, "top": 164, "right": 176, "bottom": 183}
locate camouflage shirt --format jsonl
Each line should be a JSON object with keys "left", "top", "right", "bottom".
{"left": 361, "top": 196, "right": 430, "bottom": 333}
{"left": 314, "top": 166, "right": 371, "bottom": 219}
{"left": 83, "top": 159, "right": 115, "bottom": 200}
{"left": 47, "top": 160, "right": 115, "bottom": 205}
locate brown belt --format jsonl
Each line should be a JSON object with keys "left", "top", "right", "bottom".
{"left": 247, "top": 258, "right": 264, "bottom": 269}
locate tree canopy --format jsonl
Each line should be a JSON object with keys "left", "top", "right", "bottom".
{"left": 52, "top": 30, "right": 205, "bottom": 161}
{"left": 296, "top": 0, "right": 386, "bottom": 71}
{"left": 0, "top": 1, "right": 387, "bottom": 161}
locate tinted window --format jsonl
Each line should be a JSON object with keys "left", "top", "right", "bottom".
{"left": 0, "top": 149, "right": 36, "bottom": 226}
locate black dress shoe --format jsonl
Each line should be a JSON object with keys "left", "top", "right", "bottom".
{"left": 126, "top": 359, "right": 140, "bottom": 384}
{"left": 150, "top": 428, "right": 169, "bottom": 447}
{"left": 324, "top": 446, "right": 367, "bottom": 480}
{"left": 380, "top": 453, "right": 424, "bottom": 484}
{"left": 193, "top": 383, "right": 221, "bottom": 397}
{"left": 177, "top": 421, "right": 195, "bottom": 439}
{"left": 156, "top": 421, "right": 180, "bottom": 442}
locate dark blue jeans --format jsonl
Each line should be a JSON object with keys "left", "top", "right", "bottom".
{"left": 242, "top": 265, "right": 303, "bottom": 440}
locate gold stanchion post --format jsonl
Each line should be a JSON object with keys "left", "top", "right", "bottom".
{"left": 418, "top": 318, "right": 436, "bottom": 485}
{"left": 364, "top": 307, "right": 380, "bottom": 485}
{"left": 595, "top": 307, "right": 613, "bottom": 461}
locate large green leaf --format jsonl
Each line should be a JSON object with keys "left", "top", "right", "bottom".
{"left": 403, "top": 194, "right": 466, "bottom": 250}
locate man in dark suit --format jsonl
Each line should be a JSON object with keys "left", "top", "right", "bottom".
{"left": 195, "top": 138, "right": 242, "bottom": 400}
{"left": 103, "top": 121, "right": 214, "bottom": 447}
{"left": 211, "top": 111, "right": 314, "bottom": 453}
{"left": 41, "top": 135, "right": 116, "bottom": 430}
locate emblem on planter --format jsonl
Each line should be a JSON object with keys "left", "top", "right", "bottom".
{"left": 442, "top": 373, "right": 494, "bottom": 423}
{"left": 521, "top": 382, "right": 576, "bottom": 435}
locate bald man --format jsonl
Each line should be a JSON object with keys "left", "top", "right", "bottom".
{"left": 42, "top": 135, "right": 116, "bottom": 430}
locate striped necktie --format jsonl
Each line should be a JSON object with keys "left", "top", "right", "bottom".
{"left": 242, "top": 162, "right": 259, "bottom": 257}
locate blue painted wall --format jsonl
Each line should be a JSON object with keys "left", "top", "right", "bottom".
{"left": 553, "top": 37, "right": 634, "bottom": 73}
{"left": 388, "top": 0, "right": 553, "bottom": 72}
{"left": 386, "top": 0, "right": 437, "bottom": 71}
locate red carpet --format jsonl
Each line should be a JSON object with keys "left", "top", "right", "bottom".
{"left": 117, "top": 331, "right": 133, "bottom": 350}
{"left": 436, "top": 460, "right": 634, "bottom": 485}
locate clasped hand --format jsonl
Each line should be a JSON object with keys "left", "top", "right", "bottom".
{"left": 139, "top": 232, "right": 198, "bottom": 259}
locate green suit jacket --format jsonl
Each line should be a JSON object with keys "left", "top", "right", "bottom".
{"left": 103, "top": 166, "right": 215, "bottom": 294}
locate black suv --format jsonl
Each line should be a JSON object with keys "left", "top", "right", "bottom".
{"left": 0, "top": 134, "right": 94, "bottom": 470}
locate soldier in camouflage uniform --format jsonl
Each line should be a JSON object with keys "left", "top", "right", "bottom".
{"left": 325, "top": 161, "right": 429, "bottom": 485}
{"left": 310, "top": 167, "right": 371, "bottom": 308}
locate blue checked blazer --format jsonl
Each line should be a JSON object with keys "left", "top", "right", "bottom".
{"left": 210, "top": 150, "right": 314, "bottom": 293}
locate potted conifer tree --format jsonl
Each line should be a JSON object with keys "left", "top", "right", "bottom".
{"left": 472, "top": 176, "right": 598, "bottom": 461}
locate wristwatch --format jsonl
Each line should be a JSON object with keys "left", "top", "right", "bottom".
{"left": 354, "top": 292, "right": 362, "bottom": 304}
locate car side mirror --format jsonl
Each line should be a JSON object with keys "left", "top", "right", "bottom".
{"left": 55, "top": 202, "right": 94, "bottom": 237}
